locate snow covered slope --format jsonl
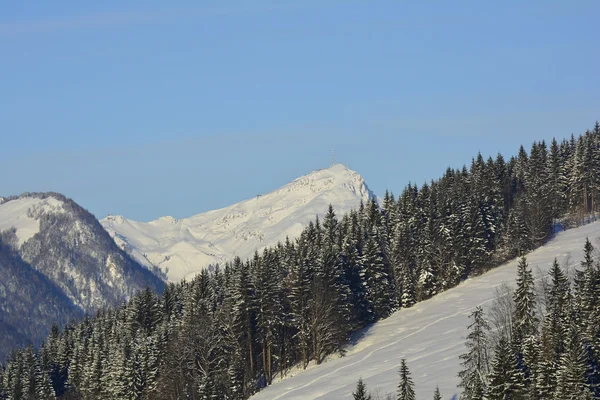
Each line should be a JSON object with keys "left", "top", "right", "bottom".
{"left": 101, "top": 164, "right": 375, "bottom": 282}
{"left": 0, "top": 196, "right": 65, "bottom": 246}
{"left": 251, "top": 222, "right": 600, "bottom": 400}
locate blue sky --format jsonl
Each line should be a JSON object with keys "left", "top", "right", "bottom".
{"left": 1, "top": 1, "right": 599, "bottom": 221}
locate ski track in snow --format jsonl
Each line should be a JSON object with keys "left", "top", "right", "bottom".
{"left": 252, "top": 221, "right": 600, "bottom": 400}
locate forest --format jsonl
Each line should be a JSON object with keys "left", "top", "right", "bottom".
{"left": 1, "top": 122, "right": 600, "bottom": 399}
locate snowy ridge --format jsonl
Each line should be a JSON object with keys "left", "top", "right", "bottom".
{"left": 250, "top": 221, "right": 600, "bottom": 400}
{"left": 0, "top": 196, "right": 65, "bottom": 246}
{"left": 101, "top": 164, "right": 376, "bottom": 282}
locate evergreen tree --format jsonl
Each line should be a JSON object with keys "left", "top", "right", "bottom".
{"left": 433, "top": 386, "right": 442, "bottom": 400}
{"left": 538, "top": 258, "right": 571, "bottom": 397}
{"left": 554, "top": 324, "right": 594, "bottom": 400}
{"left": 512, "top": 256, "right": 538, "bottom": 389}
{"left": 361, "top": 231, "right": 393, "bottom": 321}
{"left": 290, "top": 240, "right": 313, "bottom": 369}
{"left": 230, "top": 257, "right": 256, "bottom": 396}
{"left": 253, "top": 249, "right": 282, "bottom": 384}
{"left": 458, "top": 306, "right": 490, "bottom": 400}
{"left": 487, "top": 336, "right": 525, "bottom": 400}
{"left": 353, "top": 378, "right": 372, "bottom": 400}
{"left": 397, "top": 359, "right": 416, "bottom": 400}
{"left": 0, "top": 364, "right": 5, "bottom": 400}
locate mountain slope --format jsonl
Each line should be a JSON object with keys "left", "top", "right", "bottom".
{"left": 250, "top": 222, "right": 600, "bottom": 400}
{"left": 0, "top": 193, "right": 165, "bottom": 358}
{"left": 102, "top": 164, "right": 375, "bottom": 281}
{"left": 0, "top": 235, "right": 83, "bottom": 359}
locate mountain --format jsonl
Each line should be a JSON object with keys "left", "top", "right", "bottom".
{"left": 0, "top": 236, "right": 82, "bottom": 358}
{"left": 250, "top": 221, "right": 600, "bottom": 400}
{"left": 0, "top": 192, "right": 165, "bottom": 359}
{"left": 101, "top": 163, "right": 376, "bottom": 282}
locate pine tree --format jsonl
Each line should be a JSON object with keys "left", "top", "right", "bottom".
{"left": 353, "top": 378, "right": 372, "bottom": 400}
{"left": 397, "top": 359, "right": 416, "bottom": 400}
{"left": 458, "top": 306, "right": 490, "bottom": 400}
{"left": 433, "top": 386, "right": 442, "bottom": 400}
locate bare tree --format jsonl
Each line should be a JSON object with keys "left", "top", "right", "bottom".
{"left": 534, "top": 266, "right": 550, "bottom": 318}
{"left": 487, "top": 283, "right": 515, "bottom": 350}
{"left": 309, "top": 279, "right": 343, "bottom": 364}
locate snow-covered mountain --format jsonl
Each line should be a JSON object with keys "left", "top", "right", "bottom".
{"left": 0, "top": 193, "right": 165, "bottom": 359}
{"left": 101, "top": 164, "right": 376, "bottom": 282}
{"left": 250, "top": 221, "right": 600, "bottom": 400}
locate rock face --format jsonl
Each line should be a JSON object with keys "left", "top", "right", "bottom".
{"left": 102, "top": 164, "right": 376, "bottom": 281}
{"left": 0, "top": 192, "right": 165, "bottom": 359}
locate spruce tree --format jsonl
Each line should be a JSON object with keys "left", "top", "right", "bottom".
{"left": 513, "top": 257, "right": 538, "bottom": 342}
{"left": 397, "top": 359, "right": 416, "bottom": 400}
{"left": 554, "top": 324, "right": 594, "bottom": 400}
{"left": 290, "top": 243, "right": 312, "bottom": 369}
{"left": 20, "top": 346, "right": 38, "bottom": 400}
{"left": 0, "top": 364, "right": 4, "bottom": 400}
{"left": 487, "top": 335, "right": 525, "bottom": 400}
{"left": 433, "top": 386, "right": 442, "bottom": 400}
{"left": 538, "top": 258, "right": 571, "bottom": 397}
{"left": 253, "top": 249, "right": 282, "bottom": 384}
{"left": 230, "top": 257, "right": 256, "bottom": 395}
{"left": 353, "top": 378, "right": 372, "bottom": 400}
{"left": 458, "top": 306, "right": 490, "bottom": 400}
{"left": 361, "top": 231, "right": 393, "bottom": 321}
{"left": 512, "top": 256, "right": 537, "bottom": 391}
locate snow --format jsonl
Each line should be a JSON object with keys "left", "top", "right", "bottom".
{"left": 250, "top": 221, "right": 600, "bottom": 400}
{"left": 101, "top": 164, "right": 376, "bottom": 282}
{"left": 0, "top": 196, "right": 65, "bottom": 246}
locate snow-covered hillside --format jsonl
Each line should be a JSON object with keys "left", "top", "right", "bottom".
{"left": 0, "top": 196, "right": 65, "bottom": 246}
{"left": 0, "top": 192, "right": 165, "bottom": 359}
{"left": 250, "top": 221, "right": 600, "bottom": 400}
{"left": 101, "top": 164, "right": 375, "bottom": 282}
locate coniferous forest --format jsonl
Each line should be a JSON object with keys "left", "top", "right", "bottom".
{"left": 2, "top": 122, "right": 600, "bottom": 399}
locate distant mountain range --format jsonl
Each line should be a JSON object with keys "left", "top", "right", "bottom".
{"left": 102, "top": 164, "right": 376, "bottom": 281}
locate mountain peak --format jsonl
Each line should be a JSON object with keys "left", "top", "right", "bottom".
{"left": 101, "top": 165, "right": 376, "bottom": 282}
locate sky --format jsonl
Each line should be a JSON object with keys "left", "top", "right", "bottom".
{"left": 1, "top": 1, "right": 599, "bottom": 222}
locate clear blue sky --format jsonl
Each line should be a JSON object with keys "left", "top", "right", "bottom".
{"left": 1, "top": 1, "right": 599, "bottom": 221}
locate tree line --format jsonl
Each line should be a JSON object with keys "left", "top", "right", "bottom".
{"left": 1, "top": 122, "right": 600, "bottom": 399}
